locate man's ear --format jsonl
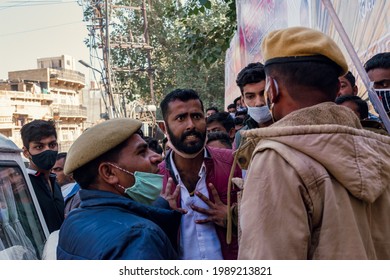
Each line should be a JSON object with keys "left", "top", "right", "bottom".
{"left": 157, "top": 121, "right": 166, "bottom": 134}
{"left": 98, "top": 163, "right": 119, "bottom": 185}
{"left": 268, "top": 77, "right": 280, "bottom": 103}
{"left": 22, "top": 147, "right": 30, "bottom": 159}
{"left": 228, "top": 128, "right": 236, "bottom": 140}
{"left": 353, "top": 85, "right": 358, "bottom": 96}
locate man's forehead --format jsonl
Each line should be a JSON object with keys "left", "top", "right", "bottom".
{"left": 31, "top": 135, "right": 57, "bottom": 144}
{"left": 167, "top": 99, "right": 203, "bottom": 113}
{"left": 339, "top": 76, "right": 351, "bottom": 84}
{"left": 207, "top": 122, "right": 226, "bottom": 132}
{"left": 368, "top": 68, "right": 390, "bottom": 80}
{"left": 123, "top": 134, "right": 147, "bottom": 150}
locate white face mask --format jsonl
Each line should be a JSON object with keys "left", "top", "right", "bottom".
{"left": 247, "top": 105, "right": 272, "bottom": 124}
{"left": 229, "top": 112, "right": 236, "bottom": 119}
{"left": 265, "top": 77, "right": 279, "bottom": 122}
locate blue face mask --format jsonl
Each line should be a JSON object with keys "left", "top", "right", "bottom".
{"left": 107, "top": 163, "right": 163, "bottom": 205}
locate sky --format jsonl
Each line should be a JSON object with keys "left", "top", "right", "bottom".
{"left": 0, "top": 0, "right": 91, "bottom": 81}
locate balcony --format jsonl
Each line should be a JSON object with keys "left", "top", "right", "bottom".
{"left": 49, "top": 69, "right": 85, "bottom": 89}
{"left": 52, "top": 104, "right": 87, "bottom": 119}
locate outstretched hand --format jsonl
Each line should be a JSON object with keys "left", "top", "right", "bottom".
{"left": 191, "top": 183, "right": 227, "bottom": 228}
{"left": 160, "top": 177, "right": 187, "bottom": 214}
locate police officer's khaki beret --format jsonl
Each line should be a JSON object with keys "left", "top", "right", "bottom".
{"left": 261, "top": 26, "right": 348, "bottom": 76}
{"left": 64, "top": 118, "right": 142, "bottom": 175}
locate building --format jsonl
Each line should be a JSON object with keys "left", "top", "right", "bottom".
{"left": 0, "top": 55, "right": 88, "bottom": 151}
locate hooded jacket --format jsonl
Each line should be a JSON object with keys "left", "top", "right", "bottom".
{"left": 237, "top": 102, "right": 390, "bottom": 259}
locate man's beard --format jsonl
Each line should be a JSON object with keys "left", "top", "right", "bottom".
{"left": 166, "top": 125, "right": 206, "bottom": 155}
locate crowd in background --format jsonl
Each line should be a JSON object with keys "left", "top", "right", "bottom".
{"left": 14, "top": 27, "right": 390, "bottom": 260}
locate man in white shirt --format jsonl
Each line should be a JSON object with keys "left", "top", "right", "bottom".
{"left": 158, "top": 88, "right": 242, "bottom": 260}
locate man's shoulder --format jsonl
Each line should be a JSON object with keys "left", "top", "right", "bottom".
{"left": 207, "top": 146, "right": 234, "bottom": 158}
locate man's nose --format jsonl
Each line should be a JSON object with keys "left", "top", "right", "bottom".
{"left": 252, "top": 94, "right": 265, "bottom": 106}
{"left": 150, "top": 152, "right": 163, "bottom": 164}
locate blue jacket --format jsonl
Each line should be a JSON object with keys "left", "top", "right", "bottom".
{"left": 57, "top": 189, "right": 181, "bottom": 260}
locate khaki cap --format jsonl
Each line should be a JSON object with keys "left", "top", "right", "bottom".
{"left": 261, "top": 26, "right": 348, "bottom": 76}
{"left": 64, "top": 118, "right": 142, "bottom": 175}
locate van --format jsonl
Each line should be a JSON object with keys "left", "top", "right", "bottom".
{"left": 0, "top": 133, "right": 49, "bottom": 259}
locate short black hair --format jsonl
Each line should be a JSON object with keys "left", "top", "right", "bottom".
{"left": 235, "top": 108, "right": 248, "bottom": 117}
{"left": 20, "top": 119, "right": 57, "bottom": 149}
{"left": 73, "top": 130, "right": 143, "bottom": 189}
{"left": 236, "top": 62, "right": 266, "bottom": 94}
{"left": 206, "top": 106, "right": 219, "bottom": 113}
{"left": 343, "top": 71, "right": 356, "bottom": 87}
{"left": 364, "top": 52, "right": 390, "bottom": 72}
{"left": 56, "top": 152, "right": 67, "bottom": 161}
{"left": 206, "top": 112, "right": 234, "bottom": 133}
{"left": 143, "top": 136, "right": 163, "bottom": 155}
{"left": 160, "top": 88, "right": 204, "bottom": 121}
{"left": 234, "top": 117, "right": 244, "bottom": 126}
{"left": 227, "top": 103, "right": 236, "bottom": 110}
{"left": 335, "top": 95, "right": 369, "bottom": 119}
{"left": 206, "top": 131, "right": 232, "bottom": 149}
{"left": 265, "top": 60, "right": 340, "bottom": 101}
{"left": 233, "top": 96, "right": 241, "bottom": 106}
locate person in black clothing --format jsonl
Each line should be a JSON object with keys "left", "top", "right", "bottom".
{"left": 21, "top": 120, "right": 65, "bottom": 233}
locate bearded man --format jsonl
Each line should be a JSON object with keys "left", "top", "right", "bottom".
{"left": 158, "top": 88, "right": 242, "bottom": 260}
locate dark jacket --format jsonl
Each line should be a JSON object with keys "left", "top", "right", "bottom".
{"left": 27, "top": 169, "right": 65, "bottom": 233}
{"left": 57, "top": 189, "right": 181, "bottom": 260}
{"left": 158, "top": 146, "right": 242, "bottom": 259}
{"left": 234, "top": 116, "right": 259, "bottom": 149}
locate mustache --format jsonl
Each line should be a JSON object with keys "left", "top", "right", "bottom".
{"left": 180, "top": 130, "right": 203, "bottom": 141}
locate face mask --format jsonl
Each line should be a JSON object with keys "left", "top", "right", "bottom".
{"left": 107, "top": 163, "right": 163, "bottom": 205}
{"left": 229, "top": 112, "right": 236, "bottom": 119}
{"left": 30, "top": 150, "right": 58, "bottom": 171}
{"left": 247, "top": 106, "right": 272, "bottom": 124}
{"left": 374, "top": 89, "right": 390, "bottom": 113}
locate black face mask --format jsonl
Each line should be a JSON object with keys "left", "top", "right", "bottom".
{"left": 30, "top": 150, "right": 58, "bottom": 171}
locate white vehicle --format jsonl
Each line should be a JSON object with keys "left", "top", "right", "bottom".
{"left": 0, "top": 133, "right": 49, "bottom": 260}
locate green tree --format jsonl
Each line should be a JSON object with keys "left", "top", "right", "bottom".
{"left": 81, "top": 0, "right": 236, "bottom": 115}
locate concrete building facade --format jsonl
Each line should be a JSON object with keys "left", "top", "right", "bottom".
{"left": 0, "top": 55, "right": 88, "bottom": 152}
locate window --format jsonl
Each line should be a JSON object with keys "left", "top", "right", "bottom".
{"left": 0, "top": 162, "right": 47, "bottom": 259}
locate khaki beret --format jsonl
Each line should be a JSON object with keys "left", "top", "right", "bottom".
{"left": 261, "top": 26, "right": 348, "bottom": 76}
{"left": 64, "top": 118, "right": 142, "bottom": 175}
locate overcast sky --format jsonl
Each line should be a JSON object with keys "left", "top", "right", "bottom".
{"left": 0, "top": 0, "right": 91, "bottom": 81}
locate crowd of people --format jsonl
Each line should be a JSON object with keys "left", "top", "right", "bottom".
{"left": 18, "top": 26, "right": 390, "bottom": 260}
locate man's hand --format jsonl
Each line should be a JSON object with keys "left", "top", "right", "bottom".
{"left": 191, "top": 183, "right": 227, "bottom": 228}
{"left": 160, "top": 177, "right": 187, "bottom": 214}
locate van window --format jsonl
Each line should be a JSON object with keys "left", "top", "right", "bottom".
{"left": 0, "top": 163, "right": 47, "bottom": 260}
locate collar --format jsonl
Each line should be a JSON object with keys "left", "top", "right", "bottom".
{"left": 165, "top": 148, "right": 210, "bottom": 185}
{"left": 26, "top": 168, "right": 56, "bottom": 178}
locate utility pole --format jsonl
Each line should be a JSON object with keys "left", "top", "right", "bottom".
{"left": 80, "top": 0, "right": 154, "bottom": 121}
{"left": 104, "top": 0, "right": 117, "bottom": 118}
{"left": 109, "top": 0, "right": 155, "bottom": 105}
{"left": 141, "top": 0, "right": 155, "bottom": 105}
